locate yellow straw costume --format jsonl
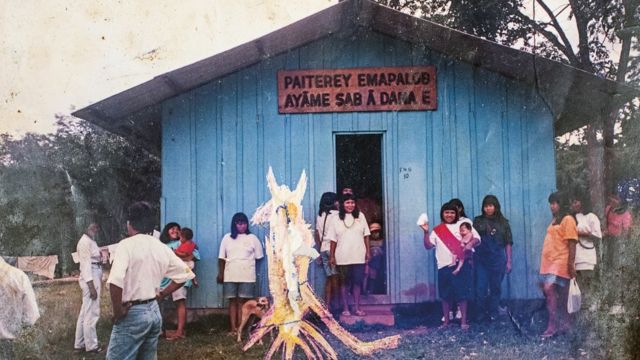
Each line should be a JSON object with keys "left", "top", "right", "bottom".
{"left": 247, "top": 167, "right": 400, "bottom": 359}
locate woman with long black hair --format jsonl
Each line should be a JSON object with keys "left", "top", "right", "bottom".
{"left": 424, "top": 202, "right": 480, "bottom": 329}
{"left": 315, "top": 192, "right": 340, "bottom": 309}
{"left": 217, "top": 212, "right": 264, "bottom": 334}
{"left": 328, "top": 193, "right": 370, "bottom": 317}
{"left": 157, "top": 222, "right": 181, "bottom": 338}
{"left": 473, "top": 195, "right": 513, "bottom": 321}
{"left": 539, "top": 191, "right": 578, "bottom": 337}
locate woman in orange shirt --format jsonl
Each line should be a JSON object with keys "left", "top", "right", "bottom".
{"left": 539, "top": 192, "right": 578, "bottom": 338}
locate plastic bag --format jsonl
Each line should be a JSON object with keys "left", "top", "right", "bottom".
{"left": 416, "top": 213, "right": 429, "bottom": 226}
{"left": 567, "top": 278, "right": 582, "bottom": 313}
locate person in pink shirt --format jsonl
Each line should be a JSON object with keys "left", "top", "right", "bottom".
{"left": 603, "top": 194, "right": 633, "bottom": 269}
{"left": 604, "top": 194, "right": 632, "bottom": 238}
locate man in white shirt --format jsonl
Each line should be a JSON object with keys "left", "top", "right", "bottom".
{"left": 0, "top": 256, "right": 40, "bottom": 360}
{"left": 74, "top": 222, "right": 103, "bottom": 353}
{"left": 106, "top": 201, "right": 195, "bottom": 360}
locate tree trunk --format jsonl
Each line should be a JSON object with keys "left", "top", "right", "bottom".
{"left": 604, "top": 6, "right": 634, "bottom": 190}
{"left": 591, "top": 0, "right": 636, "bottom": 210}
{"left": 586, "top": 122, "right": 606, "bottom": 216}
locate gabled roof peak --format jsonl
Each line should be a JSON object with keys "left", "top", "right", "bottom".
{"left": 73, "top": 0, "right": 637, "bottom": 155}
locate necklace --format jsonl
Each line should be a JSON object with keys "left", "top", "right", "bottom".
{"left": 343, "top": 214, "right": 355, "bottom": 228}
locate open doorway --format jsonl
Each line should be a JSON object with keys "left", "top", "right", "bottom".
{"left": 335, "top": 134, "right": 386, "bottom": 295}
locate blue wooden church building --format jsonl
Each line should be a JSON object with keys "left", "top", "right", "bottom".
{"left": 74, "top": 0, "right": 635, "bottom": 309}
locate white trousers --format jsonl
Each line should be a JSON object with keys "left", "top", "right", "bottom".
{"left": 74, "top": 266, "right": 102, "bottom": 351}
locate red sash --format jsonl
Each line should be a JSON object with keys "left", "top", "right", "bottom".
{"left": 433, "top": 223, "right": 463, "bottom": 259}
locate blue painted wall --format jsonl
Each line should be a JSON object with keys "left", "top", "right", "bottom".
{"left": 161, "top": 30, "right": 556, "bottom": 308}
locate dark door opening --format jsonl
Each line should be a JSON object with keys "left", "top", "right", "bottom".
{"left": 335, "top": 134, "right": 386, "bottom": 295}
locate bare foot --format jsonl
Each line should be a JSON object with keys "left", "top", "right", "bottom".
{"left": 167, "top": 332, "right": 186, "bottom": 341}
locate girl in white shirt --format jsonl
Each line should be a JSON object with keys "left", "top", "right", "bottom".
{"left": 217, "top": 212, "right": 264, "bottom": 334}
{"left": 328, "top": 193, "right": 370, "bottom": 317}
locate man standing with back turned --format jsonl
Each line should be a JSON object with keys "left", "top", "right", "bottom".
{"left": 106, "top": 201, "right": 195, "bottom": 360}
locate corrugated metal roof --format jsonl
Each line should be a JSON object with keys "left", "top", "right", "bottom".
{"left": 72, "top": 0, "right": 638, "bottom": 155}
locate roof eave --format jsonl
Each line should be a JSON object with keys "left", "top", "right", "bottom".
{"left": 72, "top": 0, "right": 639, "bottom": 144}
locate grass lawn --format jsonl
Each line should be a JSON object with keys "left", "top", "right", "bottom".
{"left": 11, "top": 281, "right": 621, "bottom": 360}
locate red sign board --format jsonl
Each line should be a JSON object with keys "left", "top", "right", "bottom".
{"left": 277, "top": 66, "right": 437, "bottom": 114}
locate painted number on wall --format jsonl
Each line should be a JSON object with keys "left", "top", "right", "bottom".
{"left": 400, "top": 167, "right": 412, "bottom": 179}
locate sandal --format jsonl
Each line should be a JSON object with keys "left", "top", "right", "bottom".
{"left": 86, "top": 345, "right": 104, "bottom": 353}
{"left": 341, "top": 310, "right": 352, "bottom": 316}
{"left": 354, "top": 310, "right": 366, "bottom": 316}
{"left": 460, "top": 324, "right": 470, "bottom": 331}
{"left": 166, "top": 334, "right": 185, "bottom": 341}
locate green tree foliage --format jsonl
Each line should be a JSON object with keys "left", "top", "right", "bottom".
{"left": 376, "top": 0, "right": 627, "bottom": 76}
{"left": 0, "top": 116, "right": 160, "bottom": 275}
{"left": 0, "top": 133, "right": 75, "bottom": 263}
{"left": 377, "top": 0, "right": 528, "bottom": 45}
{"left": 555, "top": 137, "right": 590, "bottom": 195}
{"left": 376, "top": 0, "right": 638, "bottom": 204}
{"left": 613, "top": 102, "right": 640, "bottom": 181}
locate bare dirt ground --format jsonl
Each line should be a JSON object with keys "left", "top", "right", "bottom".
{"left": 13, "top": 281, "right": 629, "bottom": 360}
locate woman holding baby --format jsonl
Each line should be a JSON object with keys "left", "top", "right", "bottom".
{"left": 422, "top": 201, "right": 480, "bottom": 329}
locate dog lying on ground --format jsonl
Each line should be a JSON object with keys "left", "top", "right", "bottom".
{"left": 237, "top": 296, "right": 270, "bottom": 343}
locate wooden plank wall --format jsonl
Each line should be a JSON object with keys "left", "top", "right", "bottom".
{"left": 161, "top": 30, "right": 556, "bottom": 308}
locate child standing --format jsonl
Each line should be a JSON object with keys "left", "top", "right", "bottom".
{"left": 364, "top": 222, "right": 385, "bottom": 294}
{"left": 217, "top": 213, "right": 264, "bottom": 335}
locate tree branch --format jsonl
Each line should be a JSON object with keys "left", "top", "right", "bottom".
{"left": 535, "top": 0, "right": 576, "bottom": 58}
{"left": 616, "top": 0, "right": 639, "bottom": 80}
{"left": 567, "top": 0, "right": 595, "bottom": 71}
{"left": 513, "top": 11, "right": 580, "bottom": 65}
